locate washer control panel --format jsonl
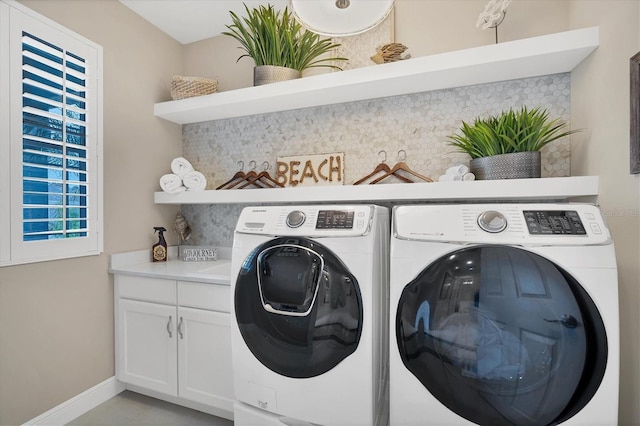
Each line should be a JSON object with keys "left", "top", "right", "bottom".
{"left": 316, "top": 210, "right": 355, "bottom": 229}
{"left": 236, "top": 205, "right": 375, "bottom": 237}
{"left": 522, "top": 210, "right": 587, "bottom": 235}
{"left": 394, "top": 203, "right": 611, "bottom": 246}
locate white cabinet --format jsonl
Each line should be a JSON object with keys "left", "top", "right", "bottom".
{"left": 118, "top": 298, "right": 178, "bottom": 395}
{"left": 178, "top": 307, "right": 234, "bottom": 407}
{"left": 114, "top": 274, "right": 234, "bottom": 418}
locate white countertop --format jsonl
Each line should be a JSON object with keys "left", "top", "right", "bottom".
{"left": 109, "top": 247, "right": 232, "bottom": 285}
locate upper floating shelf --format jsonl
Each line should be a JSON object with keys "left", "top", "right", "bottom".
{"left": 153, "top": 176, "right": 599, "bottom": 205}
{"left": 154, "top": 27, "right": 599, "bottom": 125}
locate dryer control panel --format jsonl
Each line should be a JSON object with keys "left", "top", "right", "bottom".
{"left": 522, "top": 210, "right": 587, "bottom": 235}
{"left": 393, "top": 203, "right": 611, "bottom": 246}
{"left": 236, "top": 205, "right": 376, "bottom": 237}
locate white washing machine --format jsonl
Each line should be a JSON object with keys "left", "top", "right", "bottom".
{"left": 389, "top": 203, "right": 619, "bottom": 426}
{"left": 231, "top": 205, "right": 390, "bottom": 426}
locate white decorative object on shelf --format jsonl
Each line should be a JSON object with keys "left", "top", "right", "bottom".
{"left": 154, "top": 27, "right": 598, "bottom": 125}
{"left": 477, "top": 0, "right": 511, "bottom": 30}
{"left": 476, "top": 0, "right": 512, "bottom": 43}
{"left": 154, "top": 176, "right": 598, "bottom": 205}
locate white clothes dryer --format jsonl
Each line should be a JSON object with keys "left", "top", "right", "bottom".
{"left": 389, "top": 203, "right": 619, "bottom": 426}
{"left": 231, "top": 205, "right": 390, "bottom": 426}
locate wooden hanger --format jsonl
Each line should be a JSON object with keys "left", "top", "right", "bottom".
{"left": 369, "top": 161, "right": 433, "bottom": 184}
{"left": 368, "top": 150, "right": 433, "bottom": 184}
{"left": 216, "top": 161, "right": 246, "bottom": 190}
{"left": 238, "top": 162, "right": 283, "bottom": 189}
{"left": 354, "top": 151, "right": 413, "bottom": 185}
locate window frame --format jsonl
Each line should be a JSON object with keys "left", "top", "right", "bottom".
{"left": 0, "top": 0, "right": 103, "bottom": 267}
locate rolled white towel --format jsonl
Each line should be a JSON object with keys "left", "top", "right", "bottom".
{"left": 183, "top": 170, "right": 207, "bottom": 191}
{"left": 446, "top": 165, "right": 470, "bottom": 175}
{"left": 160, "top": 174, "right": 186, "bottom": 193}
{"left": 438, "top": 174, "right": 462, "bottom": 182}
{"left": 462, "top": 172, "right": 476, "bottom": 181}
{"left": 171, "top": 157, "right": 194, "bottom": 178}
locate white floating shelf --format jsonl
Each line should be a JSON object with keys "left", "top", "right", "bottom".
{"left": 154, "top": 176, "right": 599, "bottom": 205}
{"left": 154, "top": 27, "right": 599, "bottom": 125}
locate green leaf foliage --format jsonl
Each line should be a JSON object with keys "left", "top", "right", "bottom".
{"left": 447, "top": 106, "right": 579, "bottom": 159}
{"left": 221, "top": 4, "right": 348, "bottom": 72}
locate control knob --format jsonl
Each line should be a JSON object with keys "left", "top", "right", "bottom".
{"left": 477, "top": 210, "right": 507, "bottom": 233}
{"left": 286, "top": 210, "right": 306, "bottom": 228}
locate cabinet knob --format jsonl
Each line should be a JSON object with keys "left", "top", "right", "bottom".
{"left": 166, "top": 315, "right": 173, "bottom": 338}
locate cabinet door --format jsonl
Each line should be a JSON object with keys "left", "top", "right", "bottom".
{"left": 118, "top": 299, "right": 178, "bottom": 395}
{"left": 178, "top": 306, "right": 235, "bottom": 411}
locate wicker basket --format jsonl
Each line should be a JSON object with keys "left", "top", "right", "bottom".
{"left": 170, "top": 75, "right": 218, "bottom": 100}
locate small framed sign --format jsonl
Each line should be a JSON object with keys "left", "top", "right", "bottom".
{"left": 180, "top": 246, "right": 218, "bottom": 262}
{"left": 276, "top": 152, "right": 344, "bottom": 187}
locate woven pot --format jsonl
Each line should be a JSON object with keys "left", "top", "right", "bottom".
{"left": 470, "top": 151, "right": 541, "bottom": 180}
{"left": 254, "top": 65, "right": 301, "bottom": 86}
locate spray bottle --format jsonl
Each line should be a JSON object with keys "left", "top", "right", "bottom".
{"left": 152, "top": 226, "right": 168, "bottom": 262}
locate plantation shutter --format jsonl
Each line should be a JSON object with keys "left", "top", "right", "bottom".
{"left": 1, "top": 1, "right": 103, "bottom": 266}
{"left": 22, "top": 31, "right": 89, "bottom": 241}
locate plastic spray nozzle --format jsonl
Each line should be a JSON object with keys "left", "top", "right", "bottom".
{"left": 154, "top": 226, "right": 167, "bottom": 234}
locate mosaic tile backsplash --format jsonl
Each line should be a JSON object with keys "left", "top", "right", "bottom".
{"left": 181, "top": 73, "right": 572, "bottom": 248}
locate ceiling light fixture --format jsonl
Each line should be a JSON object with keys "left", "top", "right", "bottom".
{"left": 290, "top": 0, "right": 394, "bottom": 37}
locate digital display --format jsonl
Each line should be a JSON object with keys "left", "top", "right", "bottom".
{"left": 316, "top": 210, "right": 355, "bottom": 229}
{"left": 523, "top": 210, "right": 586, "bottom": 235}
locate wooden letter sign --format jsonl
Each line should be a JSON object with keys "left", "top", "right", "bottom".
{"left": 276, "top": 153, "right": 344, "bottom": 187}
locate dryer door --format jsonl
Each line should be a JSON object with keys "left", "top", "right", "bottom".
{"left": 235, "top": 237, "right": 363, "bottom": 378}
{"left": 396, "top": 245, "right": 607, "bottom": 426}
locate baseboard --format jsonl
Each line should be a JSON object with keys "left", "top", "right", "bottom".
{"left": 23, "top": 377, "right": 126, "bottom": 426}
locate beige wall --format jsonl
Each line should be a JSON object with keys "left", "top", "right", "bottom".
{"left": 0, "top": 1, "right": 183, "bottom": 424}
{"left": 1, "top": 0, "right": 638, "bottom": 425}
{"left": 395, "top": 0, "right": 570, "bottom": 56}
{"left": 569, "top": 2, "right": 640, "bottom": 424}
{"left": 184, "top": 0, "right": 571, "bottom": 92}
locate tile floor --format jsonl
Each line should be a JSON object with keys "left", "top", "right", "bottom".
{"left": 66, "top": 391, "right": 233, "bottom": 426}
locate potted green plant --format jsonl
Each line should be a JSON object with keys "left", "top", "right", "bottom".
{"left": 222, "top": 4, "right": 347, "bottom": 86}
{"left": 447, "top": 106, "right": 579, "bottom": 180}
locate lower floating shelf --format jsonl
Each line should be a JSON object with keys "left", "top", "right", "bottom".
{"left": 154, "top": 176, "right": 599, "bottom": 205}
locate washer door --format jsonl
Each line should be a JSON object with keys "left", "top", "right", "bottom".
{"left": 235, "top": 237, "right": 363, "bottom": 378}
{"left": 396, "top": 245, "right": 607, "bottom": 426}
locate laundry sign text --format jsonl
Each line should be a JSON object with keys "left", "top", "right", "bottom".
{"left": 276, "top": 153, "right": 344, "bottom": 187}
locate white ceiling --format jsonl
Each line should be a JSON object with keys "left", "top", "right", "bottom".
{"left": 119, "top": 1, "right": 288, "bottom": 44}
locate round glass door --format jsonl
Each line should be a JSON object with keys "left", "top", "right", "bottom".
{"left": 235, "top": 237, "right": 363, "bottom": 378}
{"left": 396, "top": 245, "right": 607, "bottom": 425}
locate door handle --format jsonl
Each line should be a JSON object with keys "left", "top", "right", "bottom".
{"left": 178, "top": 316, "right": 184, "bottom": 339}
{"left": 544, "top": 314, "right": 578, "bottom": 329}
{"left": 166, "top": 315, "right": 173, "bottom": 338}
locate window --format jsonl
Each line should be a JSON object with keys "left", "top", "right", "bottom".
{"left": 1, "top": 0, "right": 103, "bottom": 266}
